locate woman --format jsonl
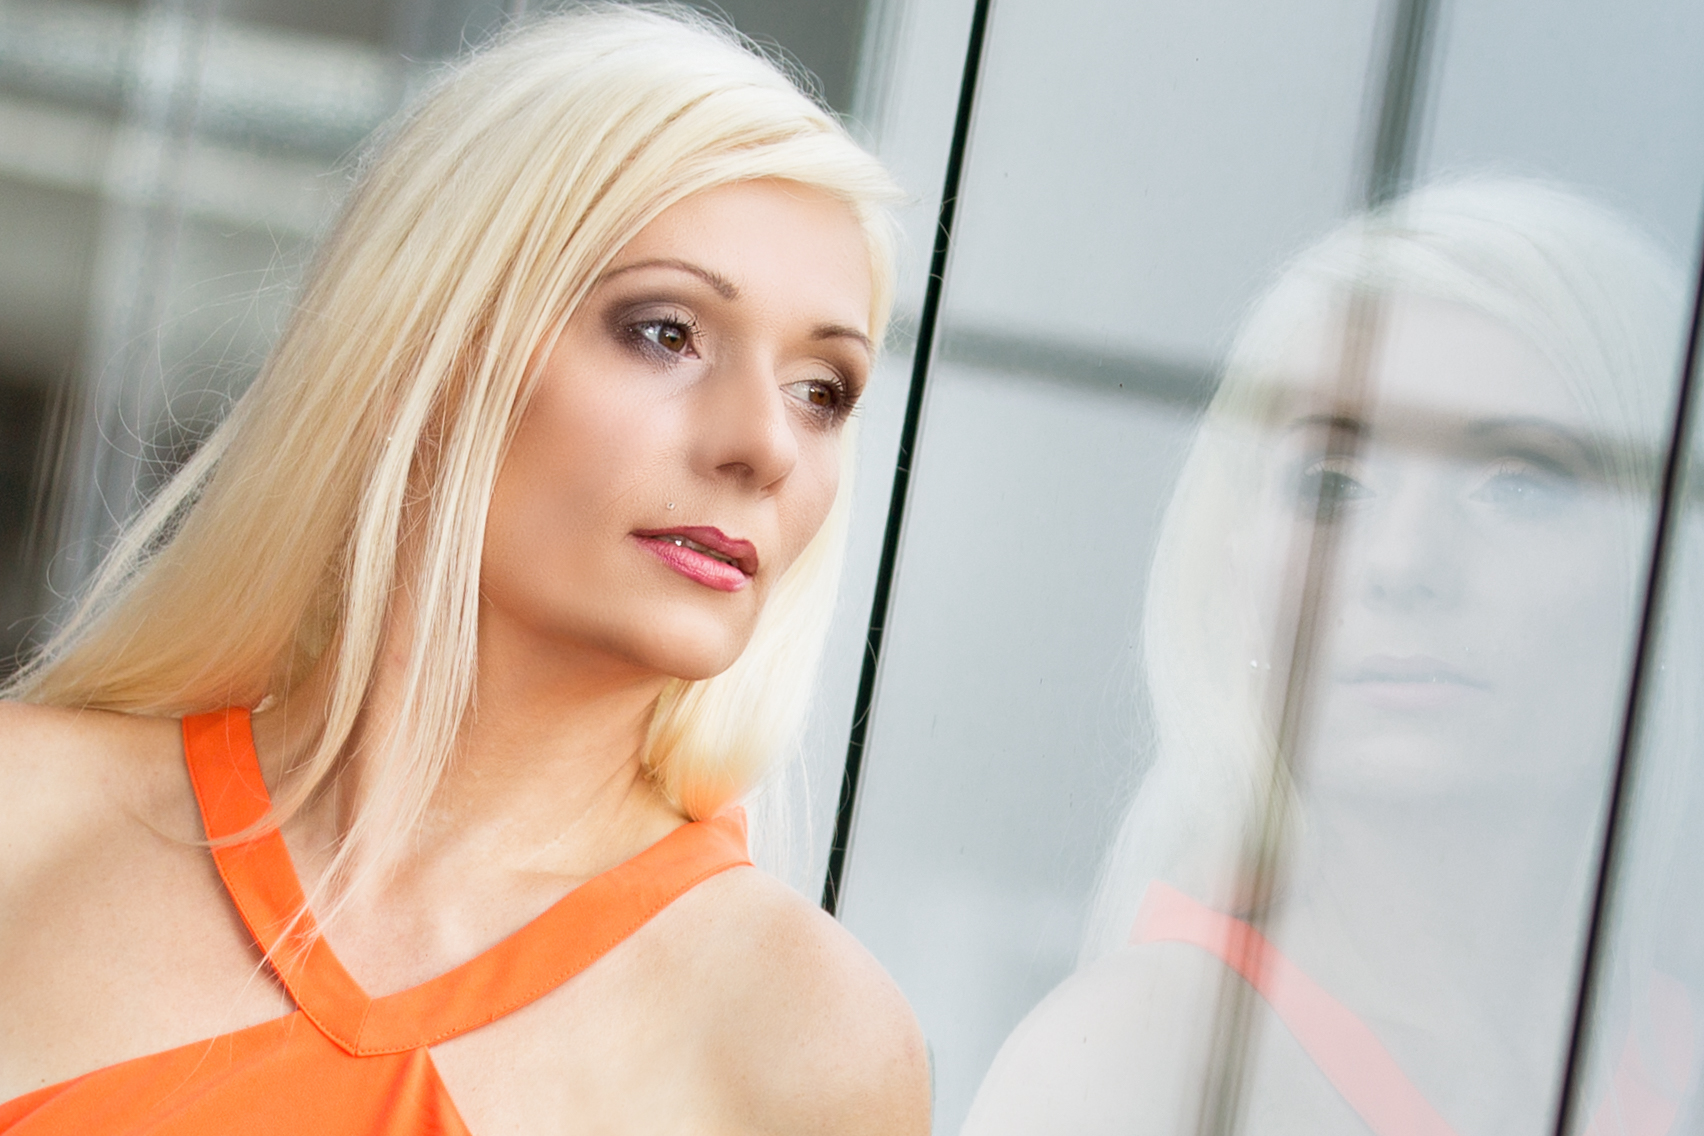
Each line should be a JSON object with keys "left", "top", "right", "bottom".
{"left": 964, "top": 178, "right": 1698, "bottom": 1134}
{"left": 0, "top": 7, "right": 929, "bottom": 1133}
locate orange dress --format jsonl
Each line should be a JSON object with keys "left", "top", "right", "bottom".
{"left": 0, "top": 708, "right": 751, "bottom": 1134}
{"left": 1132, "top": 881, "right": 1695, "bottom": 1136}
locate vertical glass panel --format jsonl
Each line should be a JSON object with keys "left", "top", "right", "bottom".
{"left": 1421, "top": 0, "right": 1704, "bottom": 252}
{"left": 1559, "top": 290, "right": 1704, "bottom": 1131}
{"left": 1561, "top": 306, "right": 1704, "bottom": 1136}
{"left": 836, "top": 0, "right": 1704, "bottom": 1132}
{"left": 762, "top": 0, "right": 984, "bottom": 893}
{"left": 838, "top": 0, "right": 1386, "bottom": 1126}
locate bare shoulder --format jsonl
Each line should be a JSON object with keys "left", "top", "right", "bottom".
{"left": 0, "top": 701, "right": 186, "bottom": 882}
{"left": 961, "top": 941, "right": 1227, "bottom": 1136}
{"left": 684, "top": 867, "right": 931, "bottom": 1135}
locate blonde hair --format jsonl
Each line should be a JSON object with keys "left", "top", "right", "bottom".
{"left": 1080, "top": 177, "right": 1691, "bottom": 963}
{"left": 7, "top": 5, "right": 899, "bottom": 888}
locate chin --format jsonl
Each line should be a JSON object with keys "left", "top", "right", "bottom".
{"left": 1308, "top": 744, "right": 1536, "bottom": 804}
{"left": 628, "top": 619, "right": 753, "bottom": 684}
{"left": 657, "top": 651, "right": 743, "bottom": 684}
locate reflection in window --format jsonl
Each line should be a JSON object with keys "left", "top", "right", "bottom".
{"left": 965, "top": 178, "right": 1698, "bottom": 1135}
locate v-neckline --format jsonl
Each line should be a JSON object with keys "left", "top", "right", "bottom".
{"left": 182, "top": 708, "right": 751, "bottom": 1055}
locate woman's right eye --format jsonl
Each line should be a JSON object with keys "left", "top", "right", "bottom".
{"left": 628, "top": 316, "right": 699, "bottom": 359}
{"left": 1295, "top": 458, "right": 1370, "bottom": 520}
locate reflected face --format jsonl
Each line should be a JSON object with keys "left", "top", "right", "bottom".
{"left": 1242, "top": 296, "right": 1641, "bottom": 797}
{"left": 480, "top": 180, "right": 875, "bottom": 682}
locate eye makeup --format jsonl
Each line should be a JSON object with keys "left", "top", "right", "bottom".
{"left": 601, "top": 292, "right": 865, "bottom": 429}
{"left": 622, "top": 308, "right": 702, "bottom": 362}
{"left": 784, "top": 371, "right": 859, "bottom": 426}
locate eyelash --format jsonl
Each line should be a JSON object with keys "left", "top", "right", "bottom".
{"left": 1288, "top": 455, "right": 1370, "bottom": 521}
{"left": 624, "top": 312, "right": 702, "bottom": 360}
{"left": 790, "top": 373, "right": 859, "bottom": 426}
{"left": 621, "top": 309, "right": 861, "bottom": 427}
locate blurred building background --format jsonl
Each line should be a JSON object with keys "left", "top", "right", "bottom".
{"left": 0, "top": 0, "right": 877, "bottom": 669}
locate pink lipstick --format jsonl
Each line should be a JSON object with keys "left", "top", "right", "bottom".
{"left": 632, "top": 526, "right": 757, "bottom": 593}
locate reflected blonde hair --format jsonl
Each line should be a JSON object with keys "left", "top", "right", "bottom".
{"left": 1081, "top": 177, "right": 1690, "bottom": 963}
{"left": 7, "top": 5, "right": 899, "bottom": 886}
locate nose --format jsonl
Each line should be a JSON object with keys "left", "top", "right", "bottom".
{"left": 1349, "top": 468, "right": 1464, "bottom": 613}
{"left": 692, "top": 348, "right": 798, "bottom": 492}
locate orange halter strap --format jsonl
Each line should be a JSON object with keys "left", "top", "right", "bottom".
{"left": 1131, "top": 881, "right": 1693, "bottom": 1136}
{"left": 184, "top": 707, "right": 752, "bottom": 1055}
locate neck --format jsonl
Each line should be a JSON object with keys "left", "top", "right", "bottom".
{"left": 1286, "top": 783, "right": 1597, "bottom": 1026}
{"left": 257, "top": 596, "right": 686, "bottom": 898}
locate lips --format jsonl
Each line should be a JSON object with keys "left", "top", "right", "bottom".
{"left": 632, "top": 525, "right": 758, "bottom": 592}
{"left": 1344, "top": 655, "right": 1483, "bottom": 685}
{"left": 1338, "top": 654, "right": 1490, "bottom": 710}
{"left": 633, "top": 526, "right": 757, "bottom": 574}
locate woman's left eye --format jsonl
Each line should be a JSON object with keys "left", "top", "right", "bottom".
{"left": 785, "top": 376, "right": 851, "bottom": 421}
{"left": 1470, "top": 457, "right": 1578, "bottom": 511}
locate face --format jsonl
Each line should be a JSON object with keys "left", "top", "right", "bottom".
{"left": 1238, "top": 295, "right": 1644, "bottom": 800}
{"left": 480, "top": 180, "right": 875, "bottom": 683}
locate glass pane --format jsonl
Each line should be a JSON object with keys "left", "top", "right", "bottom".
{"left": 765, "top": 0, "right": 984, "bottom": 894}
{"left": 1561, "top": 290, "right": 1704, "bottom": 1131}
{"left": 838, "top": 0, "right": 1386, "bottom": 1125}
{"left": 834, "top": 0, "right": 1704, "bottom": 1132}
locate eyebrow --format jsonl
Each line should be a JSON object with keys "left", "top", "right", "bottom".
{"left": 1464, "top": 415, "right": 1601, "bottom": 467}
{"left": 1464, "top": 415, "right": 1589, "bottom": 446}
{"left": 1286, "top": 410, "right": 1601, "bottom": 466}
{"left": 598, "top": 257, "right": 875, "bottom": 356}
{"left": 1283, "top": 413, "right": 1365, "bottom": 437}
{"left": 813, "top": 323, "right": 875, "bottom": 356}
{"left": 598, "top": 257, "right": 740, "bottom": 300}
{"left": 1284, "top": 411, "right": 1588, "bottom": 447}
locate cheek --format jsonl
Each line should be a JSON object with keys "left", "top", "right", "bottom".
{"left": 1474, "top": 512, "right": 1640, "bottom": 687}
{"left": 775, "top": 438, "right": 843, "bottom": 566}
{"left": 1488, "top": 506, "right": 1632, "bottom": 612}
{"left": 510, "top": 387, "right": 673, "bottom": 527}
{"left": 1235, "top": 501, "right": 1316, "bottom": 646}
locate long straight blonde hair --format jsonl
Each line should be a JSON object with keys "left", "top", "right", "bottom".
{"left": 7, "top": 4, "right": 899, "bottom": 889}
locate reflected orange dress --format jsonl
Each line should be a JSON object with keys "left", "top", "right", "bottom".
{"left": 1133, "top": 881, "right": 1695, "bottom": 1136}
{"left": 0, "top": 708, "right": 751, "bottom": 1134}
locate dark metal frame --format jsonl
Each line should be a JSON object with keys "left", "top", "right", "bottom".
{"left": 820, "top": 0, "right": 996, "bottom": 917}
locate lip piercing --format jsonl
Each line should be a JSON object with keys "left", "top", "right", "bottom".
{"left": 666, "top": 502, "right": 676, "bottom": 510}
